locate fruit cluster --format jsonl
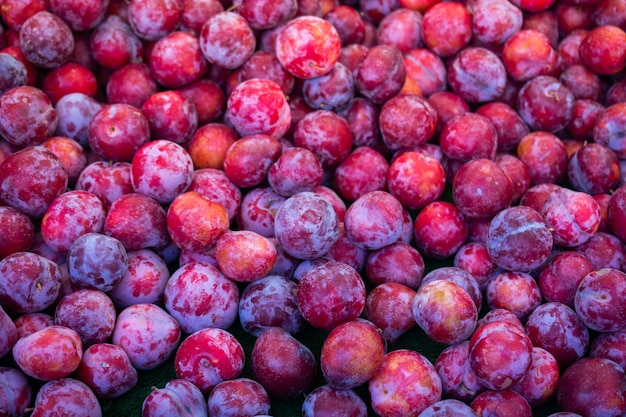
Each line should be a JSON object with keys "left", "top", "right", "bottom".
{"left": 1, "top": 0, "right": 626, "bottom": 416}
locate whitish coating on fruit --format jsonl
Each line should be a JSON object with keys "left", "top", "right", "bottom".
{"left": 32, "top": 378, "right": 102, "bottom": 417}
{"left": 419, "top": 399, "right": 477, "bottom": 417}
{"left": 486, "top": 205, "right": 553, "bottom": 271}
{"left": 112, "top": 303, "right": 181, "bottom": 371}
{"left": 435, "top": 341, "right": 485, "bottom": 402}
{"left": 54, "top": 289, "right": 116, "bottom": 346}
{"left": 164, "top": 262, "right": 239, "bottom": 333}
{"left": 239, "top": 275, "right": 304, "bottom": 336}
{"left": 275, "top": 16, "right": 342, "bottom": 79}
{"left": 0, "top": 252, "right": 61, "bottom": 314}
{"left": 142, "top": 379, "right": 208, "bottom": 417}
{"left": 525, "top": 302, "right": 589, "bottom": 369}
{"left": 344, "top": 190, "right": 404, "bottom": 250}
{"left": 108, "top": 249, "right": 170, "bottom": 309}
{"left": 200, "top": 12, "right": 256, "bottom": 69}
{"left": 174, "top": 328, "right": 245, "bottom": 393}
{"left": 67, "top": 233, "right": 128, "bottom": 292}
{"left": 541, "top": 188, "right": 601, "bottom": 247}
{"left": 237, "top": 187, "right": 286, "bottom": 237}
{"left": 13, "top": 326, "right": 83, "bottom": 381}
{"left": 274, "top": 192, "right": 340, "bottom": 259}
{"left": 226, "top": 78, "right": 292, "bottom": 138}
{"left": 468, "top": 322, "right": 533, "bottom": 390}
{"left": 0, "top": 146, "right": 68, "bottom": 218}
{"left": 41, "top": 190, "right": 106, "bottom": 253}
{"left": 297, "top": 260, "right": 366, "bottom": 330}
{"left": 0, "top": 86, "right": 58, "bottom": 147}
{"left": 486, "top": 271, "right": 542, "bottom": 320}
{"left": 302, "top": 385, "right": 368, "bottom": 417}
{"left": 207, "top": 378, "right": 271, "bottom": 417}
{"left": 75, "top": 343, "right": 138, "bottom": 399}
{"left": 574, "top": 268, "right": 626, "bottom": 332}
{"left": 369, "top": 349, "right": 442, "bottom": 416}
{"left": 412, "top": 280, "right": 478, "bottom": 345}
{"left": 131, "top": 140, "right": 194, "bottom": 204}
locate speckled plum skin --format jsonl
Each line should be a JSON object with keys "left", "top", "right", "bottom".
{"left": 297, "top": 259, "right": 366, "bottom": 331}
{"left": 364, "top": 283, "right": 416, "bottom": 344}
{"left": 41, "top": 190, "right": 106, "bottom": 253}
{"left": 207, "top": 378, "right": 271, "bottom": 417}
{"left": 413, "top": 280, "right": 478, "bottom": 345}
{"left": 511, "top": 347, "right": 560, "bottom": 406}
{"left": 54, "top": 289, "right": 116, "bottom": 347}
{"left": 67, "top": 232, "right": 128, "bottom": 292}
{"left": 14, "top": 313, "right": 54, "bottom": 340}
{"left": 0, "top": 306, "right": 17, "bottom": 358}
{"left": 0, "top": 86, "right": 58, "bottom": 147}
{"left": 320, "top": 319, "right": 386, "bottom": 389}
{"left": 75, "top": 161, "right": 133, "bottom": 210}
{"left": 238, "top": 274, "right": 305, "bottom": 337}
{"left": 142, "top": 379, "right": 208, "bottom": 417}
{"left": 0, "top": 146, "right": 68, "bottom": 218}
{"left": 537, "top": 251, "right": 594, "bottom": 308}
{"left": 468, "top": 320, "right": 533, "bottom": 391}
{"left": 0, "top": 207, "right": 35, "bottom": 260}
{"left": 31, "top": 378, "right": 102, "bottom": 417}
{"left": 485, "top": 271, "right": 542, "bottom": 320}
{"left": 470, "top": 389, "right": 532, "bottom": 417}
{"left": 541, "top": 187, "right": 601, "bottom": 247}
{"left": 215, "top": 230, "right": 277, "bottom": 282}
{"left": 0, "top": 366, "right": 32, "bottom": 417}
{"left": 420, "top": 266, "right": 483, "bottom": 313}
{"left": 237, "top": 187, "right": 286, "bottom": 237}
{"left": 591, "top": 329, "right": 626, "bottom": 371}
{"left": 413, "top": 201, "right": 468, "bottom": 259}
{"left": 112, "top": 303, "right": 181, "bottom": 371}
{"left": 365, "top": 241, "right": 425, "bottom": 289}
{"left": 108, "top": 249, "right": 170, "bottom": 309}
{"left": 557, "top": 357, "right": 626, "bottom": 417}
{"left": 175, "top": 328, "right": 245, "bottom": 394}
{"left": 486, "top": 205, "right": 553, "bottom": 271}
{"left": 164, "top": 262, "right": 239, "bottom": 333}
{"left": 274, "top": 191, "right": 340, "bottom": 260}
{"left": 525, "top": 302, "right": 589, "bottom": 370}
{"left": 302, "top": 385, "right": 367, "bottom": 417}
{"left": 167, "top": 191, "right": 230, "bottom": 252}
{"left": 344, "top": 190, "right": 405, "bottom": 250}
{"left": 275, "top": 16, "right": 341, "bottom": 79}
{"left": 251, "top": 327, "right": 317, "bottom": 399}
{"left": 225, "top": 78, "right": 291, "bottom": 138}
{"left": 131, "top": 140, "right": 194, "bottom": 204}
{"left": 435, "top": 341, "right": 485, "bottom": 403}
{"left": 574, "top": 268, "right": 626, "bottom": 333}
{"left": 0, "top": 251, "right": 61, "bottom": 314}
{"left": 103, "top": 193, "right": 169, "bottom": 252}
{"left": 418, "top": 399, "right": 477, "bottom": 417}
{"left": 13, "top": 325, "right": 83, "bottom": 381}
{"left": 75, "top": 343, "right": 138, "bottom": 399}
{"left": 369, "top": 349, "right": 442, "bottom": 417}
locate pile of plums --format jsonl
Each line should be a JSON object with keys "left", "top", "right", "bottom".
{"left": 1, "top": 0, "right": 626, "bottom": 415}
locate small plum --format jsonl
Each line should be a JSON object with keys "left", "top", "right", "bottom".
{"left": 251, "top": 327, "right": 316, "bottom": 399}
{"left": 112, "top": 303, "right": 181, "bottom": 371}
{"left": 31, "top": 378, "right": 101, "bottom": 417}
{"left": 320, "top": 319, "right": 386, "bottom": 389}
{"left": 12, "top": 325, "right": 82, "bottom": 381}
{"left": 369, "top": 349, "right": 442, "bottom": 417}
